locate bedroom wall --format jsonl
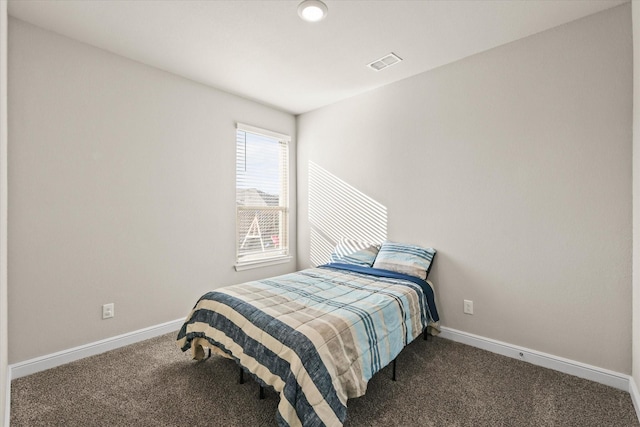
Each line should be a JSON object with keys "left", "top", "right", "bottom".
{"left": 1, "top": 2, "right": 7, "bottom": 424}
{"left": 632, "top": 0, "right": 640, "bottom": 401}
{"left": 297, "top": 5, "right": 633, "bottom": 373}
{"left": 7, "top": 18, "right": 297, "bottom": 364}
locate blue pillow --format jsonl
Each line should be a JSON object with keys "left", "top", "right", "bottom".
{"left": 372, "top": 241, "right": 436, "bottom": 280}
{"left": 329, "top": 238, "right": 380, "bottom": 267}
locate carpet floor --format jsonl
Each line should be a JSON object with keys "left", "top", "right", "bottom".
{"left": 10, "top": 333, "right": 639, "bottom": 426}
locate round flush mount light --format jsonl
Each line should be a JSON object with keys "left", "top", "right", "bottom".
{"left": 298, "top": 0, "right": 328, "bottom": 22}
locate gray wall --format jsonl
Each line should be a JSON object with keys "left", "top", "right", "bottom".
{"left": 633, "top": 1, "right": 640, "bottom": 392}
{"left": 8, "top": 18, "right": 296, "bottom": 364}
{"left": 297, "top": 5, "right": 632, "bottom": 373}
{"left": 1, "top": 1, "right": 7, "bottom": 424}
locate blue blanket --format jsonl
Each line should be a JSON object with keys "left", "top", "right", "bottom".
{"left": 177, "top": 266, "right": 440, "bottom": 427}
{"left": 320, "top": 263, "right": 439, "bottom": 323}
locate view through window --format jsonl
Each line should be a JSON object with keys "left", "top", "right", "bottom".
{"left": 236, "top": 124, "right": 289, "bottom": 265}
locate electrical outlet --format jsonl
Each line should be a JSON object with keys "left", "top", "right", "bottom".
{"left": 463, "top": 300, "right": 473, "bottom": 315}
{"left": 102, "top": 303, "right": 115, "bottom": 319}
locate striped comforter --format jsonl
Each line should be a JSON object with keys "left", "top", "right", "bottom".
{"left": 176, "top": 264, "right": 440, "bottom": 427}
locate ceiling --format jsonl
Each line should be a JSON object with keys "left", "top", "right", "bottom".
{"left": 8, "top": 0, "right": 628, "bottom": 115}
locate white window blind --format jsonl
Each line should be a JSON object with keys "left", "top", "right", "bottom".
{"left": 235, "top": 124, "right": 289, "bottom": 266}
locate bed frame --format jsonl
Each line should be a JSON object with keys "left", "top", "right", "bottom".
{"left": 186, "top": 257, "right": 438, "bottom": 423}
{"left": 224, "top": 327, "right": 432, "bottom": 400}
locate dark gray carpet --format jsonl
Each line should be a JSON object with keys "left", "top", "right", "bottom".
{"left": 10, "top": 333, "right": 639, "bottom": 426}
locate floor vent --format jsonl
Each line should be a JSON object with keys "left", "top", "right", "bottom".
{"left": 367, "top": 52, "right": 403, "bottom": 71}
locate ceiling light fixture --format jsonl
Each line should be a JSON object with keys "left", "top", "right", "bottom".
{"left": 298, "top": 0, "right": 328, "bottom": 22}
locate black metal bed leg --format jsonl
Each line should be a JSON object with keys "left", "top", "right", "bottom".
{"left": 239, "top": 366, "right": 244, "bottom": 384}
{"left": 392, "top": 358, "right": 397, "bottom": 381}
{"left": 423, "top": 328, "right": 429, "bottom": 341}
{"left": 259, "top": 385, "right": 265, "bottom": 400}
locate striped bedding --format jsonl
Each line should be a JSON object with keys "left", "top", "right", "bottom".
{"left": 176, "top": 263, "right": 440, "bottom": 427}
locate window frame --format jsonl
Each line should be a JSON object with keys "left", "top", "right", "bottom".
{"left": 234, "top": 123, "right": 292, "bottom": 271}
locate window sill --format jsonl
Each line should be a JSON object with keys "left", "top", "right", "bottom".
{"left": 234, "top": 255, "right": 293, "bottom": 272}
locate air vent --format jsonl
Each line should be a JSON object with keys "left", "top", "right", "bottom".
{"left": 367, "top": 53, "right": 403, "bottom": 71}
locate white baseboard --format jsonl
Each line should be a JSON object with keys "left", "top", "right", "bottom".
{"left": 439, "top": 326, "right": 630, "bottom": 391}
{"left": 4, "top": 321, "right": 635, "bottom": 412}
{"left": 9, "top": 318, "right": 184, "bottom": 380}
{"left": 630, "top": 376, "right": 640, "bottom": 421}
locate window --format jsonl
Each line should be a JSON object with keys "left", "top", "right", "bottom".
{"left": 235, "top": 123, "right": 290, "bottom": 270}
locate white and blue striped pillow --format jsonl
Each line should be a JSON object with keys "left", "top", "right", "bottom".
{"left": 329, "top": 238, "right": 380, "bottom": 267}
{"left": 372, "top": 241, "right": 436, "bottom": 280}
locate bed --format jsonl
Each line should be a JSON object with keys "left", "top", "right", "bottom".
{"left": 177, "top": 241, "right": 439, "bottom": 427}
